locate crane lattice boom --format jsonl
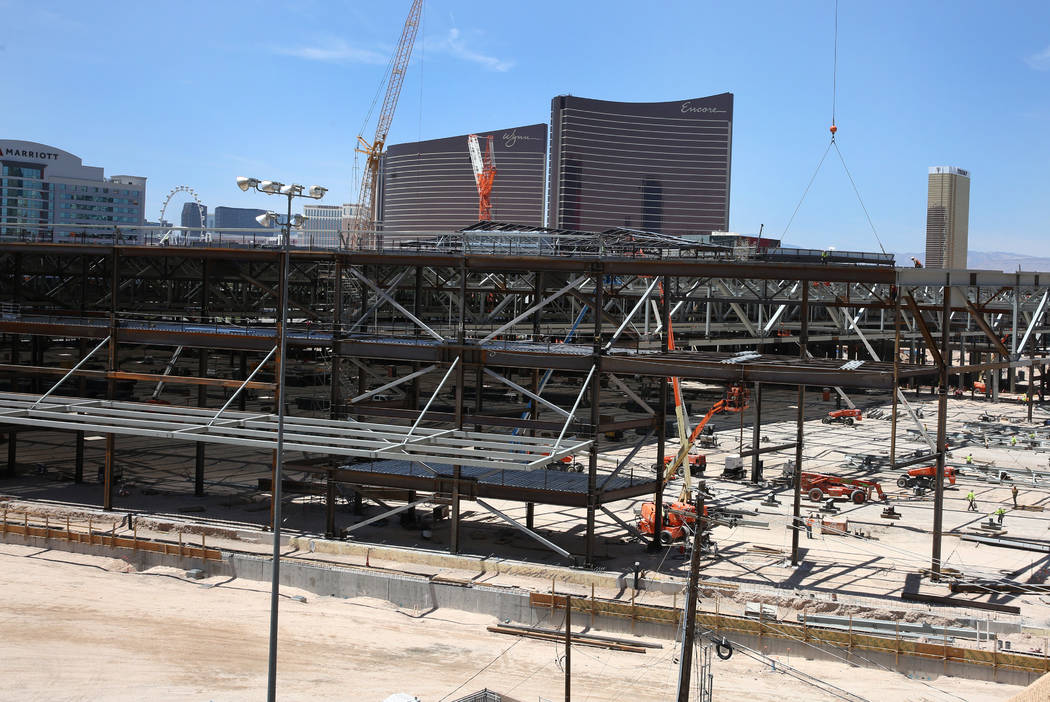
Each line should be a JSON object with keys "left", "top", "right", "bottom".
{"left": 346, "top": 0, "right": 423, "bottom": 248}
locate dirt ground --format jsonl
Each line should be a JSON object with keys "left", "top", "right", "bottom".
{"left": 0, "top": 543, "right": 1020, "bottom": 702}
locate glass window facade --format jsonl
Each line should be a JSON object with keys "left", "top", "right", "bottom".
{"left": 548, "top": 94, "right": 733, "bottom": 236}
{"left": 0, "top": 142, "right": 147, "bottom": 241}
{"left": 1, "top": 164, "right": 49, "bottom": 239}
{"left": 379, "top": 123, "right": 548, "bottom": 236}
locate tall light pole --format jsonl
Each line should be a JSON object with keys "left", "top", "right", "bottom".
{"left": 236, "top": 176, "right": 327, "bottom": 702}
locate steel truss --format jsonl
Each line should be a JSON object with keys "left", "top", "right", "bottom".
{"left": 0, "top": 239, "right": 1049, "bottom": 568}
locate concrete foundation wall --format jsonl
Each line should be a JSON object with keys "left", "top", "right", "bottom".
{"left": 4, "top": 531, "right": 1039, "bottom": 687}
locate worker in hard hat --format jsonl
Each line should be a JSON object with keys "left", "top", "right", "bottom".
{"left": 995, "top": 507, "right": 1006, "bottom": 525}
{"left": 966, "top": 491, "right": 978, "bottom": 511}
{"left": 1012, "top": 484, "right": 1019, "bottom": 508}
{"left": 965, "top": 453, "right": 973, "bottom": 465}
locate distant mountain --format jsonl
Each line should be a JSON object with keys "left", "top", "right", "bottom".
{"left": 900, "top": 251, "right": 1050, "bottom": 272}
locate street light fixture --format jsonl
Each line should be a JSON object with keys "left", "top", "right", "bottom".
{"left": 236, "top": 176, "right": 260, "bottom": 192}
{"left": 255, "top": 211, "right": 279, "bottom": 228}
{"left": 236, "top": 175, "right": 325, "bottom": 702}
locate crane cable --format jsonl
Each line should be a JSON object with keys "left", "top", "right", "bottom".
{"left": 783, "top": 0, "right": 888, "bottom": 257}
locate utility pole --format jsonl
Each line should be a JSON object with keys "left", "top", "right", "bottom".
{"left": 676, "top": 482, "right": 705, "bottom": 700}
{"left": 564, "top": 593, "right": 571, "bottom": 702}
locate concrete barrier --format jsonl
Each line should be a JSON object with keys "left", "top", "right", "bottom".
{"left": 4, "top": 530, "right": 1040, "bottom": 687}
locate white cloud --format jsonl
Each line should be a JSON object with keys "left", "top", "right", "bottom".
{"left": 1025, "top": 45, "right": 1050, "bottom": 70}
{"left": 432, "top": 28, "right": 513, "bottom": 72}
{"left": 273, "top": 39, "right": 387, "bottom": 65}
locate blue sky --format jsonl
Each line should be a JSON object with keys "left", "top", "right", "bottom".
{"left": 3, "top": 1, "right": 1048, "bottom": 255}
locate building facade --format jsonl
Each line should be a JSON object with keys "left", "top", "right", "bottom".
{"left": 181, "top": 201, "right": 207, "bottom": 232}
{"left": 925, "top": 166, "right": 970, "bottom": 269}
{"left": 213, "top": 206, "right": 271, "bottom": 230}
{"left": 0, "top": 139, "right": 146, "bottom": 242}
{"left": 379, "top": 123, "right": 547, "bottom": 235}
{"left": 302, "top": 203, "right": 343, "bottom": 249}
{"left": 547, "top": 94, "right": 733, "bottom": 236}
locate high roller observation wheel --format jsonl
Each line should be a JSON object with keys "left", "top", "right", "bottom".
{"left": 158, "top": 185, "right": 206, "bottom": 245}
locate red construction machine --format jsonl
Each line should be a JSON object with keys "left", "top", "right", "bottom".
{"left": 638, "top": 500, "right": 709, "bottom": 545}
{"left": 801, "top": 472, "right": 887, "bottom": 504}
{"left": 822, "top": 409, "right": 862, "bottom": 426}
{"left": 662, "top": 385, "right": 749, "bottom": 482}
{"left": 896, "top": 465, "right": 957, "bottom": 489}
{"left": 658, "top": 454, "right": 707, "bottom": 477}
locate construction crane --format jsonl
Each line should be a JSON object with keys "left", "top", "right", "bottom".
{"left": 346, "top": 0, "right": 423, "bottom": 249}
{"left": 467, "top": 134, "right": 497, "bottom": 221}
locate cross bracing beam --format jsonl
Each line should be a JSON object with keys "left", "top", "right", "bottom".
{"left": 0, "top": 393, "right": 591, "bottom": 472}
{"left": 1017, "top": 289, "right": 1049, "bottom": 356}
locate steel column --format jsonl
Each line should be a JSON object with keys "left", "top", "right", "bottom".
{"left": 74, "top": 430, "right": 84, "bottom": 483}
{"left": 931, "top": 275, "right": 951, "bottom": 579}
{"left": 450, "top": 261, "right": 467, "bottom": 555}
{"left": 585, "top": 268, "right": 604, "bottom": 566}
{"left": 650, "top": 275, "right": 669, "bottom": 552}
{"left": 890, "top": 292, "right": 901, "bottom": 464}
{"left": 791, "top": 283, "right": 808, "bottom": 566}
{"left": 6, "top": 430, "right": 15, "bottom": 476}
{"left": 103, "top": 248, "right": 118, "bottom": 511}
{"left": 750, "top": 381, "right": 762, "bottom": 482}
{"left": 330, "top": 258, "right": 344, "bottom": 419}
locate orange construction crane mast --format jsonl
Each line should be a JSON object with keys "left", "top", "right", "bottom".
{"left": 347, "top": 0, "right": 423, "bottom": 249}
{"left": 467, "top": 134, "right": 497, "bottom": 221}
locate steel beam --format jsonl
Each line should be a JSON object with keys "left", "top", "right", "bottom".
{"left": 476, "top": 498, "right": 572, "bottom": 559}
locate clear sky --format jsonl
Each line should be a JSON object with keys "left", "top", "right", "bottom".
{"left": 3, "top": 0, "right": 1048, "bottom": 255}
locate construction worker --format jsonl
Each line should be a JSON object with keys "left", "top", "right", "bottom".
{"left": 966, "top": 491, "right": 978, "bottom": 511}
{"left": 805, "top": 515, "right": 813, "bottom": 539}
{"left": 995, "top": 507, "right": 1006, "bottom": 525}
{"left": 1011, "top": 435, "right": 1018, "bottom": 447}
{"left": 966, "top": 453, "right": 974, "bottom": 465}
{"left": 1012, "top": 484, "right": 1019, "bottom": 508}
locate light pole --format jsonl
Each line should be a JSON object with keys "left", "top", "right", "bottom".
{"left": 236, "top": 176, "right": 326, "bottom": 702}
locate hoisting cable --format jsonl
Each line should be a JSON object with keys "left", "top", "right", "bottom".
{"left": 831, "top": 0, "right": 838, "bottom": 131}
{"left": 833, "top": 140, "right": 888, "bottom": 254}
{"left": 781, "top": 141, "right": 833, "bottom": 239}
{"left": 782, "top": 0, "right": 887, "bottom": 256}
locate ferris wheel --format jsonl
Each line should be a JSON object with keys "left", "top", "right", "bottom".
{"left": 157, "top": 185, "right": 207, "bottom": 245}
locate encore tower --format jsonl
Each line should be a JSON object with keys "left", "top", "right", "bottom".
{"left": 547, "top": 93, "right": 733, "bottom": 235}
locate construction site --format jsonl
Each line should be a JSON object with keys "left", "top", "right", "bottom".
{"left": 3, "top": 2, "right": 1050, "bottom": 701}
{"left": 3, "top": 231, "right": 1050, "bottom": 700}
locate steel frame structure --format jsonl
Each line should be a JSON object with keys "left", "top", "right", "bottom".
{"left": 0, "top": 236, "right": 1048, "bottom": 569}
